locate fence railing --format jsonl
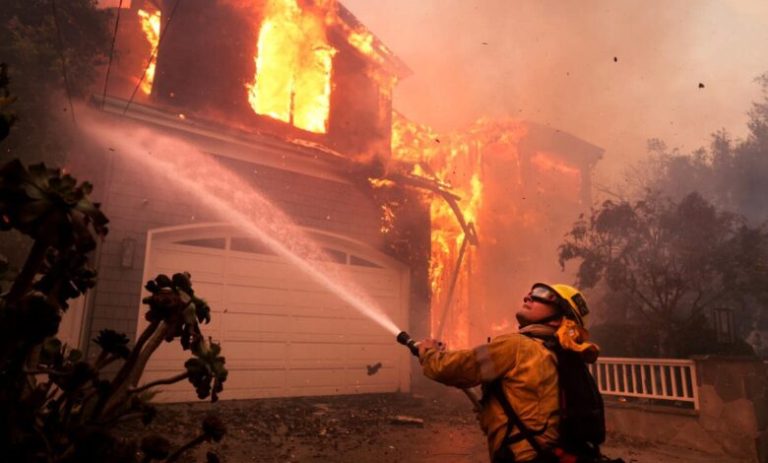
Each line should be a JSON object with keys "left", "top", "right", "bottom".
{"left": 588, "top": 357, "right": 699, "bottom": 411}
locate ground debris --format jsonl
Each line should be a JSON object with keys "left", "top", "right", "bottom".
{"left": 115, "top": 392, "right": 476, "bottom": 462}
{"left": 390, "top": 415, "right": 424, "bottom": 427}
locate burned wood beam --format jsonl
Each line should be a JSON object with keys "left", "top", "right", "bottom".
{"left": 384, "top": 171, "right": 478, "bottom": 246}
{"left": 435, "top": 232, "right": 471, "bottom": 341}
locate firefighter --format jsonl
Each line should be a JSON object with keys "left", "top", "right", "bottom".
{"left": 417, "top": 283, "right": 599, "bottom": 463}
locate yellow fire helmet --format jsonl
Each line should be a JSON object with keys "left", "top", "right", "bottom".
{"left": 530, "top": 282, "right": 590, "bottom": 327}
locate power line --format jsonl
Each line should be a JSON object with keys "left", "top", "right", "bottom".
{"left": 122, "top": 0, "right": 182, "bottom": 116}
{"left": 101, "top": 0, "right": 124, "bottom": 110}
{"left": 50, "top": 0, "right": 76, "bottom": 124}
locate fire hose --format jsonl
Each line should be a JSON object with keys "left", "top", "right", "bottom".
{"left": 396, "top": 331, "right": 481, "bottom": 410}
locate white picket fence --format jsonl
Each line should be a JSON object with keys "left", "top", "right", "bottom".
{"left": 588, "top": 357, "right": 700, "bottom": 411}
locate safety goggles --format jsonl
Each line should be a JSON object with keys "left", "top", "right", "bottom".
{"left": 524, "top": 285, "right": 560, "bottom": 306}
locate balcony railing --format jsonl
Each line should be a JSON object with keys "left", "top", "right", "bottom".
{"left": 589, "top": 357, "right": 699, "bottom": 411}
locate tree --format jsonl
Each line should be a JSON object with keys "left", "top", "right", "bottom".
{"left": 637, "top": 72, "right": 768, "bottom": 225}
{"left": 559, "top": 190, "right": 767, "bottom": 357}
{"left": 0, "top": 159, "right": 228, "bottom": 462}
{"left": 1, "top": 1, "right": 112, "bottom": 282}
{"left": 0, "top": 0, "right": 111, "bottom": 163}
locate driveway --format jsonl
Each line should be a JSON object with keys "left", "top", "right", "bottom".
{"left": 117, "top": 388, "right": 746, "bottom": 462}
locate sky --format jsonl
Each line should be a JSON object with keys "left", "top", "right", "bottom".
{"left": 342, "top": 0, "right": 768, "bottom": 183}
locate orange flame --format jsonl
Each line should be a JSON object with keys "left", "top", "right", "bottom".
{"left": 137, "top": 8, "right": 161, "bottom": 96}
{"left": 338, "top": 21, "right": 397, "bottom": 88}
{"left": 246, "top": 0, "right": 336, "bottom": 134}
{"left": 379, "top": 202, "right": 397, "bottom": 234}
{"left": 531, "top": 151, "right": 582, "bottom": 176}
{"left": 389, "top": 113, "right": 531, "bottom": 348}
{"left": 368, "top": 178, "right": 396, "bottom": 188}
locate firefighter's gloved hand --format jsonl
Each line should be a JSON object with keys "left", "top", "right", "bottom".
{"left": 417, "top": 338, "right": 445, "bottom": 357}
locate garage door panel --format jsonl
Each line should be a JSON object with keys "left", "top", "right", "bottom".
{"left": 185, "top": 282, "right": 225, "bottom": 302}
{"left": 346, "top": 317, "right": 393, "bottom": 334}
{"left": 229, "top": 301, "right": 360, "bottom": 320}
{"left": 141, "top": 228, "right": 409, "bottom": 402}
{"left": 225, "top": 340, "right": 287, "bottom": 360}
{"left": 222, "top": 301, "right": 298, "bottom": 316}
{"left": 150, "top": 269, "right": 223, "bottom": 290}
{"left": 346, "top": 343, "right": 399, "bottom": 361}
{"left": 221, "top": 312, "right": 291, "bottom": 334}
{"left": 288, "top": 360, "right": 349, "bottom": 371}
{"left": 286, "top": 368, "right": 348, "bottom": 388}
{"left": 154, "top": 249, "right": 225, "bottom": 274}
{"left": 345, "top": 333, "right": 397, "bottom": 346}
{"left": 227, "top": 260, "right": 348, "bottom": 291}
{"left": 226, "top": 275, "right": 331, "bottom": 293}
{"left": 289, "top": 385, "right": 349, "bottom": 396}
{"left": 287, "top": 342, "right": 349, "bottom": 360}
{"left": 345, "top": 365, "right": 399, "bottom": 386}
{"left": 226, "top": 368, "right": 287, "bottom": 390}
{"left": 350, "top": 300, "right": 401, "bottom": 322}
{"left": 344, "top": 273, "right": 400, "bottom": 292}
{"left": 281, "top": 334, "right": 343, "bottom": 346}
{"left": 225, "top": 285, "right": 329, "bottom": 307}
{"left": 228, "top": 358, "right": 286, "bottom": 370}
{"left": 223, "top": 301, "right": 348, "bottom": 320}
{"left": 227, "top": 257, "right": 302, "bottom": 281}
{"left": 291, "top": 316, "right": 350, "bottom": 335}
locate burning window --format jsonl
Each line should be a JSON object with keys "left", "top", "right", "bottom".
{"left": 137, "top": 7, "right": 161, "bottom": 96}
{"left": 246, "top": 0, "right": 336, "bottom": 134}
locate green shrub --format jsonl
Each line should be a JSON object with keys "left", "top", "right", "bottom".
{"left": 0, "top": 159, "right": 228, "bottom": 462}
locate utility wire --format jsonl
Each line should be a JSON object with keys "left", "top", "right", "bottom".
{"left": 122, "top": 0, "right": 182, "bottom": 116}
{"left": 101, "top": 0, "right": 124, "bottom": 110}
{"left": 50, "top": 0, "right": 76, "bottom": 124}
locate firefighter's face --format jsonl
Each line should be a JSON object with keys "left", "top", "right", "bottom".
{"left": 516, "top": 293, "right": 560, "bottom": 327}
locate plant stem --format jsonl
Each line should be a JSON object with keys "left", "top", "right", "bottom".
{"left": 6, "top": 239, "right": 48, "bottom": 302}
{"left": 102, "top": 322, "right": 169, "bottom": 418}
{"left": 130, "top": 372, "right": 189, "bottom": 395}
{"left": 94, "top": 354, "right": 120, "bottom": 372}
{"left": 93, "top": 320, "right": 159, "bottom": 418}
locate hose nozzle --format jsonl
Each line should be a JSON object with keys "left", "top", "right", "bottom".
{"left": 396, "top": 331, "right": 420, "bottom": 357}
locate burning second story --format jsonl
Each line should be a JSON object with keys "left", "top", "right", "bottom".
{"left": 101, "top": 0, "right": 410, "bottom": 165}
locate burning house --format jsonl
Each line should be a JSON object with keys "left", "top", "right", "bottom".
{"left": 59, "top": 0, "right": 602, "bottom": 402}
{"left": 63, "top": 0, "right": 427, "bottom": 402}
{"left": 385, "top": 115, "right": 603, "bottom": 349}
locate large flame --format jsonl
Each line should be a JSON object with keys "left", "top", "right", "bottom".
{"left": 137, "top": 8, "right": 161, "bottom": 96}
{"left": 389, "top": 114, "right": 534, "bottom": 348}
{"left": 388, "top": 116, "right": 592, "bottom": 348}
{"left": 246, "top": 0, "right": 336, "bottom": 134}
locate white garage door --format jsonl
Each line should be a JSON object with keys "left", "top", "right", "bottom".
{"left": 136, "top": 224, "right": 411, "bottom": 402}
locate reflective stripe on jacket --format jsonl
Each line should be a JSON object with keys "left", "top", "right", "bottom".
{"left": 420, "top": 333, "right": 560, "bottom": 462}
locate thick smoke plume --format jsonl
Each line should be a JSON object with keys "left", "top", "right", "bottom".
{"left": 344, "top": 0, "right": 768, "bottom": 182}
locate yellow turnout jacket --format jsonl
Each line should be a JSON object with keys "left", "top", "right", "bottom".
{"left": 420, "top": 329, "right": 560, "bottom": 462}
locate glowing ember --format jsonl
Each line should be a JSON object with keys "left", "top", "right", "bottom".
{"left": 246, "top": 0, "right": 336, "bottom": 134}
{"left": 368, "top": 178, "right": 396, "bottom": 188}
{"left": 137, "top": 8, "right": 161, "bottom": 96}
{"left": 379, "top": 202, "right": 396, "bottom": 234}
{"left": 347, "top": 30, "right": 377, "bottom": 61}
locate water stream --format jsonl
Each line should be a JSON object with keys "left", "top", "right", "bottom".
{"left": 82, "top": 117, "right": 402, "bottom": 336}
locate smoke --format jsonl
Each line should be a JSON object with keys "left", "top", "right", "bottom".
{"left": 343, "top": 0, "right": 768, "bottom": 184}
